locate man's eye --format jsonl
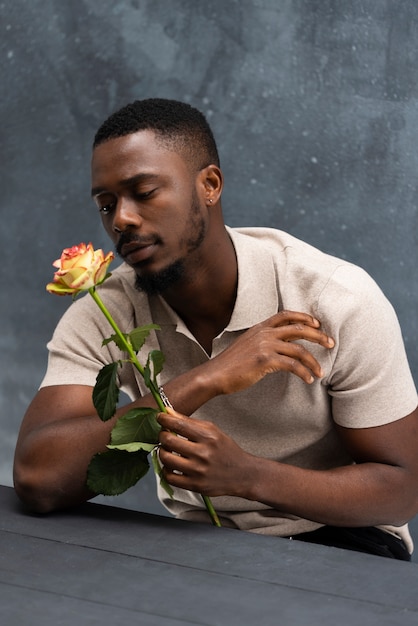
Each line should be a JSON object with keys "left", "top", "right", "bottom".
{"left": 134, "top": 189, "right": 156, "bottom": 200}
{"left": 99, "top": 203, "right": 115, "bottom": 215}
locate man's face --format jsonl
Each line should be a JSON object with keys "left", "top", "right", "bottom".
{"left": 91, "top": 130, "right": 208, "bottom": 294}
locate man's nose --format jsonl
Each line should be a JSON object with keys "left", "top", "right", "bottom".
{"left": 112, "top": 198, "right": 143, "bottom": 234}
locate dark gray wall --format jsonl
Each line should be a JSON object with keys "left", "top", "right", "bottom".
{"left": 2, "top": 1, "right": 418, "bottom": 523}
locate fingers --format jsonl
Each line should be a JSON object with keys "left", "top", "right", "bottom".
{"left": 274, "top": 324, "right": 334, "bottom": 348}
{"left": 255, "top": 312, "right": 334, "bottom": 381}
{"left": 263, "top": 311, "right": 335, "bottom": 347}
{"left": 249, "top": 312, "right": 334, "bottom": 383}
{"left": 268, "top": 310, "right": 322, "bottom": 329}
{"left": 158, "top": 410, "right": 204, "bottom": 481}
{"left": 158, "top": 408, "right": 192, "bottom": 440}
{"left": 158, "top": 409, "right": 219, "bottom": 459}
{"left": 270, "top": 351, "right": 321, "bottom": 383}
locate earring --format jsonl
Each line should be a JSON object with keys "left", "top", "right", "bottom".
{"left": 209, "top": 199, "right": 213, "bottom": 204}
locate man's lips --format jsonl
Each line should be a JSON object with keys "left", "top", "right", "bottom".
{"left": 120, "top": 241, "right": 158, "bottom": 264}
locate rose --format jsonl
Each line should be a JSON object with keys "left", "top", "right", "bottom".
{"left": 46, "top": 243, "right": 221, "bottom": 527}
{"left": 46, "top": 243, "right": 114, "bottom": 295}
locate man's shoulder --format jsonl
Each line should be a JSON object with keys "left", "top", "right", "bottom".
{"left": 229, "top": 225, "right": 336, "bottom": 258}
{"left": 228, "top": 225, "right": 379, "bottom": 297}
{"left": 228, "top": 225, "right": 349, "bottom": 272}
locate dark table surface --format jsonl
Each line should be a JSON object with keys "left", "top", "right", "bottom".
{"left": 1, "top": 485, "right": 417, "bottom": 625}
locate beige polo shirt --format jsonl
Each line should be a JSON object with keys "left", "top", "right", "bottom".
{"left": 41, "top": 227, "right": 417, "bottom": 547}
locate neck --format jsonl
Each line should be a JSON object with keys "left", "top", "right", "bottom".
{"left": 162, "top": 228, "right": 237, "bottom": 351}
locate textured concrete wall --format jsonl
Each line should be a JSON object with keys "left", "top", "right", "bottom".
{"left": 1, "top": 1, "right": 418, "bottom": 520}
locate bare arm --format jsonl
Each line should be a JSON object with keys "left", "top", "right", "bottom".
{"left": 13, "top": 311, "right": 333, "bottom": 513}
{"left": 14, "top": 385, "right": 118, "bottom": 512}
{"left": 158, "top": 407, "right": 418, "bottom": 527}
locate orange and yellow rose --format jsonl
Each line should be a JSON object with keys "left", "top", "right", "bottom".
{"left": 46, "top": 242, "right": 114, "bottom": 295}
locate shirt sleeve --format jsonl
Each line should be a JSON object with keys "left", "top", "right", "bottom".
{"left": 40, "top": 286, "right": 139, "bottom": 400}
{"left": 319, "top": 264, "right": 417, "bottom": 428}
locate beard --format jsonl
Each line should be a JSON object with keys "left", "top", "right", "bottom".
{"left": 119, "top": 190, "right": 206, "bottom": 296}
{"left": 134, "top": 258, "right": 185, "bottom": 295}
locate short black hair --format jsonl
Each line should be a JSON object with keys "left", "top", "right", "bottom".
{"left": 93, "top": 98, "right": 220, "bottom": 170}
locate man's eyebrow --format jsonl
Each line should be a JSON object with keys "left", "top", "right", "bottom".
{"left": 91, "top": 172, "right": 160, "bottom": 197}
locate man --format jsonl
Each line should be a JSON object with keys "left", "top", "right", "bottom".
{"left": 14, "top": 98, "right": 418, "bottom": 560}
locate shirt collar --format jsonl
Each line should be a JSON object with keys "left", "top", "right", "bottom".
{"left": 224, "top": 227, "right": 280, "bottom": 331}
{"left": 144, "top": 227, "right": 281, "bottom": 335}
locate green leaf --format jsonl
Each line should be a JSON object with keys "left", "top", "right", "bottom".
{"left": 110, "top": 407, "right": 161, "bottom": 445}
{"left": 129, "top": 324, "right": 161, "bottom": 352}
{"left": 152, "top": 448, "right": 174, "bottom": 498}
{"left": 143, "top": 359, "right": 151, "bottom": 388}
{"left": 149, "top": 350, "right": 165, "bottom": 383}
{"left": 92, "top": 362, "right": 120, "bottom": 421}
{"left": 143, "top": 349, "right": 165, "bottom": 389}
{"left": 102, "top": 332, "right": 130, "bottom": 351}
{"left": 87, "top": 449, "right": 150, "bottom": 495}
{"left": 108, "top": 442, "right": 156, "bottom": 453}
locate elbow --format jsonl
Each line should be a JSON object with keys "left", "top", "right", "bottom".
{"left": 13, "top": 434, "right": 95, "bottom": 513}
{"left": 13, "top": 459, "right": 64, "bottom": 514}
{"left": 13, "top": 455, "right": 93, "bottom": 514}
{"left": 14, "top": 469, "right": 53, "bottom": 514}
{"left": 13, "top": 431, "right": 63, "bottom": 513}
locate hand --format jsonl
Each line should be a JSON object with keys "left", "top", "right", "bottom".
{"left": 158, "top": 408, "right": 252, "bottom": 497}
{"left": 161, "top": 408, "right": 418, "bottom": 527}
{"left": 206, "top": 310, "right": 334, "bottom": 395}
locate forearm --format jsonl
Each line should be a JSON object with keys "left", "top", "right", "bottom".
{"left": 13, "top": 362, "right": 217, "bottom": 513}
{"left": 14, "top": 413, "right": 117, "bottom": 512}
{"left": 242, "top": 456, "right": 415, "bottom": 528}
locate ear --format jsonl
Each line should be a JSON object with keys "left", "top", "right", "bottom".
{"left": 197, "top": 165, "right": 223, "bottom": 206}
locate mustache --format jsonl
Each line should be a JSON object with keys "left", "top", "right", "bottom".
{"left": 116, "top": 232, "right": 160, "bottom": 257}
